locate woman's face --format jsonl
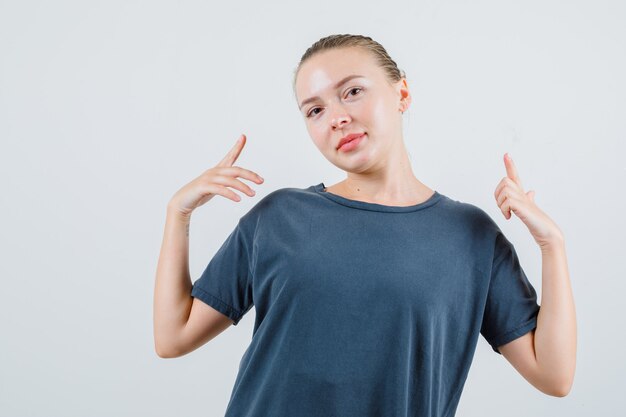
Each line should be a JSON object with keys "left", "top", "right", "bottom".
{"left": 294, "top": 47, "right": 410, "bottom": 173}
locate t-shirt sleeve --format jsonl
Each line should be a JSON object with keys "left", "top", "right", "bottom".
{"left": 480, "top": 229, "right": 541, "bottom": 355}
{"left": 190, "top": 218, "right": 254, "bottom": 326}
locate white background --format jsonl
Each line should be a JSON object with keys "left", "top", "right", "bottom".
{"left": 1, "top": 0, "right": 623, "bottom": 415}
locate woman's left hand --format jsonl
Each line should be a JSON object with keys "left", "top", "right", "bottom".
{"left": 495, "top": 153, "right": 564, "bottom": 248}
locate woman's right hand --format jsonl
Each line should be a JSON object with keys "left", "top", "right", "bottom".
{"left": 168, "top": 134, "right": 264, "bottom": 218}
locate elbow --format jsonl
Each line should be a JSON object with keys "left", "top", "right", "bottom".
{"left": 156, "top": 346, "right": 180, "bottom": 359}
{"left": 540, "top": 375, "right": 574, "bottom": 397}
{"left": 531, "top": 363, "right": 574, "bottom": 397}
{"left": 154, "top": 325, "right": 185, "bottom": 358}
{"left": 534, "top": 354, "right": 576, "bottom": 397}
{"left": 550, "top": 379, "right": 574, "bottom": 397}
{"left": 155, "top": 347, "right": 174, "bottom": 359}
{"left": 155, "top": 343, "right": 171, "bottom": 359}
{"left": 154, "top": 339, "right": 181, "bottom": 359}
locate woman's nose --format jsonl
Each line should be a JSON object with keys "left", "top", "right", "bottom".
{"left": 330, "top": 105, "right": 351, "bottom": 129}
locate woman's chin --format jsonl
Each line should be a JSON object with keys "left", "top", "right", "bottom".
{"left": 330, "top": 156, "right": 374, "bottom": 174}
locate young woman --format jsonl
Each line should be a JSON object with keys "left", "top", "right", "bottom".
{"left": 154, "top": 34, "right": 576, "bottom": 416}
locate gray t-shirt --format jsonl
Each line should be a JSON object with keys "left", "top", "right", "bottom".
{"left": 191, "top": 182, "right": 540, "bottom": 417}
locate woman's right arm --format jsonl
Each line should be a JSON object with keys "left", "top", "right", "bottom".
{"left": 152, "top": 134, "right": 264, "bottom": 358}
{"left": 152, "top": 206, "right": 195, "bottom": 358}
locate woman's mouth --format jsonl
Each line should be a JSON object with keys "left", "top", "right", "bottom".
{"left": 337, "top": 133, "right": 366, "bottom": 152}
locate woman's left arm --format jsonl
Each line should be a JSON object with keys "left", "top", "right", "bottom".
{"left": 535, "top": 234, "right": 576, "bottom": 396}
{"left": 494, "top": 153, "right": 577, "bottom": 396}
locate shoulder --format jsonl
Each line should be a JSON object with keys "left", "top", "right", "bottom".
{"left": 248, "top": 186, "right": 309, "bottom": 211}
{"left": 239, "top": 185, "right": 312, "bottom": 224}
{"left": 437, "top": 193, "right": 502, "bottom": 238}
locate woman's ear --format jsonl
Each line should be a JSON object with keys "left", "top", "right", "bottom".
{"left": 397, "top": 78, "right": 411, "bottom": 113}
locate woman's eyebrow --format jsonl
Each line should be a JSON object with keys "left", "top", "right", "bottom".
{"left": 299, "top": 74, "right": 365, "bottom": 110}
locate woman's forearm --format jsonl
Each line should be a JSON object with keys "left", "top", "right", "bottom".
{"left": 153, "top": 206, "right": 194, "bottom": 357}
{"left": 534, "top": 236, "right": 577, "bottom": 395}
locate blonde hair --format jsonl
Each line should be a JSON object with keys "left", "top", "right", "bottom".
{"left": 292, "top": 34, "right": 406, "bottom": 98}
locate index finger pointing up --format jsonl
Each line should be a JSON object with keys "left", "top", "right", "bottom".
{"left": 218, "top": 134, "right": 246, "bottom": 167}
{"left": 504, "top": 152, "right": 523, "bottom": 187}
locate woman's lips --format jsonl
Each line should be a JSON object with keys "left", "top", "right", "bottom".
{"left": 337, "top": 133, "right": 365, "bottom": 152}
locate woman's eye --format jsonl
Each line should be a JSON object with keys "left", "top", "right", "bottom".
{"left": 306, "top": 88, "right": 362, "bottom": 118}
{"left": 306, "top": 108, "right": 321, "bottom": 118}
{"left": 347, "top": 87, "right": 362, "bottom": 96}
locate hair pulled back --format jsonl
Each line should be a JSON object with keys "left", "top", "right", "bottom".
{"left": 292, "top": 34, "right": 406, "bottom": 98}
